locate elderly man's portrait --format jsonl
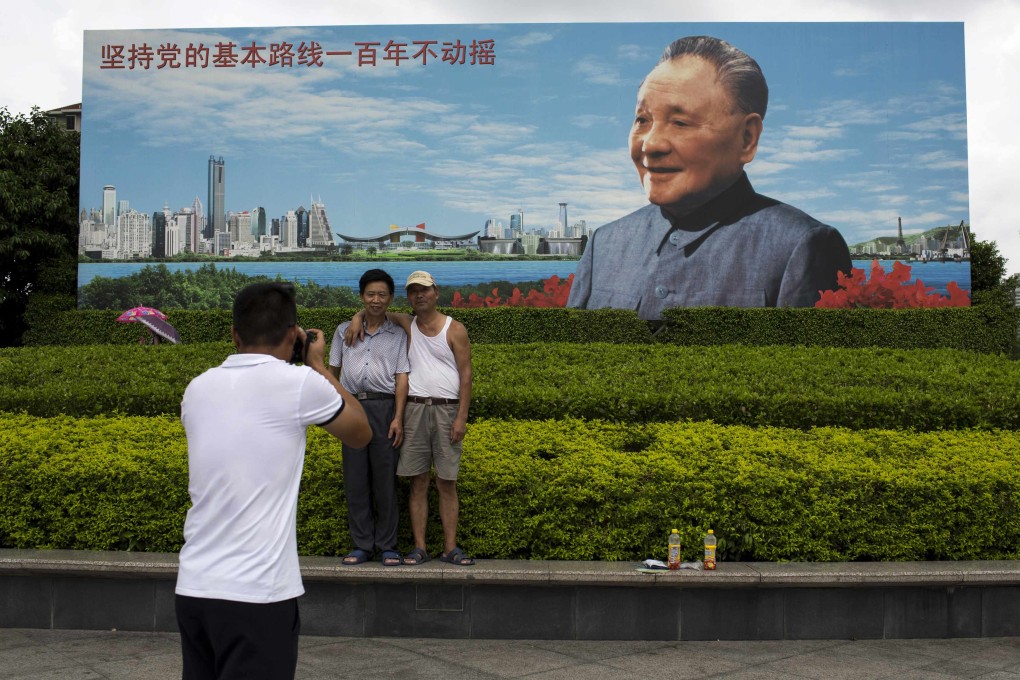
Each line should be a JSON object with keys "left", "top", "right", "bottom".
{"left": 78, "top": 24, "right": 969, "bottom": 313}
{"left": 567, "top": 36, "right": 853, "bottom": 319}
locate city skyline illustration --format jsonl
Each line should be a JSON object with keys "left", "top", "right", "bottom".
{"left": 80, "top": 22, "right": 969, "bottom": 247}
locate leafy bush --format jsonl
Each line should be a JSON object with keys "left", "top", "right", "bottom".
{"left": 4, "top": 413, "right": 1020, "bottom": 562}
{"left": 659, "top": 305, "right": 1018, "bottom": 355}
{"left": 23, "top": 306, "right": 654, "bottom": 346}
{"left": 27, "top": 303, "right": 1019, "bottom": 353}
{"left": 2, "top": 343, "right": 1017, "bottom": 430}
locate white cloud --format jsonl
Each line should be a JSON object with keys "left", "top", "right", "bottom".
{"left": 572, "top": 59, "right": 624, "bottom": 86}
{"left": 571, "top": 114, "right": 617, "bottom": 129}
{"left": 509, "top": 31, "right": 556, "bottom": 48}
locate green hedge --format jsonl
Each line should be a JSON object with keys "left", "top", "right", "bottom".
{"left": 23, "top": 304, "right": 1018, "bottom": 353}
{"left": 21, "top": 306, "right": 654, "bottom": 346}
{"left": 659, "top": 305, "right": 1019, "bottom": 355}
{"left": 2, "top": 343, "right": 1017, "bottom": 430}
{"left": 3, "top": 413, "right": 1019, "bottom": 561}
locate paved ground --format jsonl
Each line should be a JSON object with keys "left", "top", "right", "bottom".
{"left": 4, "top": 629, "right": 1020, "bottom": 679}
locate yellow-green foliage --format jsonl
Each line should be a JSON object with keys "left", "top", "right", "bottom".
{"left": 2, "top": 343, "right": 1018, "bottom": 430}
{"left": 4, "top": 413, "right": 1020, "bottom": 562}
{"left": 458, "top": 419, "right": 1020, "bottom": 562}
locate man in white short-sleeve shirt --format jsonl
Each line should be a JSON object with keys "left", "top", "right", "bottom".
{"left": 176, "top": 282, "right": 370, "bottom": 680}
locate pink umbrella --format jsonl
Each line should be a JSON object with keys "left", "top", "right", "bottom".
{"left": 137, "top": 316, "right": 181, "bottom": 344}
{"left": 116, "top": 306, "right": 180, "bottom": 344}
{"left": 116, "top": 306, "right": 168, "bottom": 322}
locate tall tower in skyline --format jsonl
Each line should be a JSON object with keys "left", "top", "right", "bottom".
{"left": 558, "top": 203, "right": 568, "bottom": 234}
{"left": 253, "top": 206, "right": 267, "bottom": 239}
{"left": 206, "top": 156, "right": 225, "bottom": 240}
{"left": 307, "top": 197, "right": 334, "bottom": 248}
{"left": 102, "top": 185, "right": 117, "bottom": 227}
{"left": 295, "top": 206, "right": 308, "bottom": 248}
{"left": 190, "top": 196, "right": 204, "bottom": 253}
{"left": 510, "top": 208, "right": 524, "bottom": 235}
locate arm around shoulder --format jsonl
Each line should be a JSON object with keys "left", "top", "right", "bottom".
{"left": 386, "top": 311, "right": 414, "bottom": 334}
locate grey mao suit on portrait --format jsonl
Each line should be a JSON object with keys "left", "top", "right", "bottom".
{"left": 567, "top": 173, "right": 853, "bottom": 320}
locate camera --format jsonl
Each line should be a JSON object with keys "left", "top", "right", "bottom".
{"left": 289, "top": 329, "right": 318, "bottom": 364}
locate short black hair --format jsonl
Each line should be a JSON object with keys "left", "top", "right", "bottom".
{"left": 359, "top": 268, "right": 395, "bottom": 295}
{"left": 232, "top": 282, "right": 297, "bottom": 346}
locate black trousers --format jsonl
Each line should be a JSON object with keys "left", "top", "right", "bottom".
{"left": 342, "top": 397, "right": 400, "bottom": 554}
{"left": 176, "top": 594, "right": 300, "bottom": 680}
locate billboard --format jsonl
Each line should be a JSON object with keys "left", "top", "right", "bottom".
{"left": 78, "top": 23, "right": 970, "bottom": 316}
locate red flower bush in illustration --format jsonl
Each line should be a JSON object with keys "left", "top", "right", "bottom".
{"left": 815, "top": 260, "right": 970, "bottom": 309}
{"left": 451, "top": 274, "right": 574, "bottom": 308}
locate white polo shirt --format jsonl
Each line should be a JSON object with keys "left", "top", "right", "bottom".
{"left": 176, "top": 353, "right": 343, "bottom": 604}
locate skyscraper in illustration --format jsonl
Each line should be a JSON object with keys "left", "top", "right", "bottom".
{"left": 307, "top": 197, "right": 333, "bottom": 248}
{"left": 206, "top": 156, "right": 225, "bottom": 240}
{"left": 295, "top": 206, "right": 309, "bottom": 248}
{"left": 102, "top": 185, "right": 117, "bottom": 228}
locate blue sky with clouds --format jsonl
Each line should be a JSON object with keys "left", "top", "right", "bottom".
{"left": 80, "top": 22, "right": 967, "bottom": 247}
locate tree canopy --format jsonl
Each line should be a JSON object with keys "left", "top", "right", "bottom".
{"left": 0, "top": 107, "right": 79, "bottom": 345}
{"left": 970, "top": 233, "right": 1019, "bottom": 308}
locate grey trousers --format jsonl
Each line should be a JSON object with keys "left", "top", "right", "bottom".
{"left": 341, "top": 397, "right": 399, "bottom": 554}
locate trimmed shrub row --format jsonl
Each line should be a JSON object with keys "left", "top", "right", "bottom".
{"left": 659, "top": 305, "right": 1019, "bottom": 355}
{"left": 2, "top": 343, "right": 1018, "bottom": 430}
{"left": 23, "top": 304, "right": 1019, "bottom": 354}
{"left": 3, "top": 413, "right": 1020, "bottom": 561}
{"left": 21, "top": 306, "right": 654, "bottom": 346}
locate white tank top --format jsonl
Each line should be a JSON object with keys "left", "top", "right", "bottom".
{"left": 408, "top": 316, "right": 461, "bottom": 399}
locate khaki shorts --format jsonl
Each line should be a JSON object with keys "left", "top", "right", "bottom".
{"left": 398, "top": 401, "right": 462, "bottom": 480}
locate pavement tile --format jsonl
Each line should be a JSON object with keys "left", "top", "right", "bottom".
{"left": 913, "top": 659, "right": 1004, "bottom": 679}
{"left": 297, "top": 657, "right": 499, "bottom": 679}
{"left": 759, "top": 647, "right": 918, "bottom": 680}
{"left": 40, "top": 630, "right": 179, "bottom": 665}
{"left": 872, "top": 670, "right": 966, "bottom": 680}
{"left": 716, "top": 669, "right": 816, "bottom": 680}
{"left": 0, "top": 631, "right": 34, "bottom": 652}
{"left": 517, "top": 662, "right": 644, "bottom": 680}
{"left": 686, "top": 639, "right": 846, "bottom": 666}
{"left": 412, "top": 640, "right": 585, "bottom": 678}
{"left": 529, "top": 639, "right": 678, "bottom": 661}
{"left": 959, "top": 640, "right": 1020, "bottom": 670}
{"left": 297, "top": 638, "right": 424, "bottom": 673}
{"left": 0, "top": 670, "right": 104, "bottom": 680}
{"left": 881, "top": 638, "right": 1005, "bottom": 661}
{"left": 84, "top": 651, "right": 182, "bottom": 680}
{"left": 597, "top": 643, "right": 747, "bottom": 678}
{"left": 834, "top": 639, "right": 946, "bottom": 668}
{"left": 0, "top": 645, "right": 84, "bottom": 679}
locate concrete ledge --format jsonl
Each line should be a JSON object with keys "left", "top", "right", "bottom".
{"left": 4, "top": 550, "right": 1020, "bottom": 640}
{"left": 3, "top": 550, "right": 1020, "bottom": 588}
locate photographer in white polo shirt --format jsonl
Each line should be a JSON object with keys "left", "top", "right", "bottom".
{"left": 176, "top": 282, "right": 370, "bottom": 680}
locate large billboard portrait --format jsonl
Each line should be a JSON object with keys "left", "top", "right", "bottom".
{"left": 78, "top": 23, "right": 970, "bottom": 316}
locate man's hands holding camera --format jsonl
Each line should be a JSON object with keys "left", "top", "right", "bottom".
{"left": 291, "top": 327, "right": 325, "bottom": 369}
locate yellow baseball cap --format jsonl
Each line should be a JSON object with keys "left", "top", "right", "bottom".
{"left": 406, "top": 271, "right": 436, "bottom": 288}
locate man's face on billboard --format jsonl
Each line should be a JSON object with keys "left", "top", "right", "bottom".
{"left": 629, "top": 56, "right": 761, "bottom": 217}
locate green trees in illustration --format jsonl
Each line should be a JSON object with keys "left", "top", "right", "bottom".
{"left": 78, "top": 263, "right": 360, "bottom": 310}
